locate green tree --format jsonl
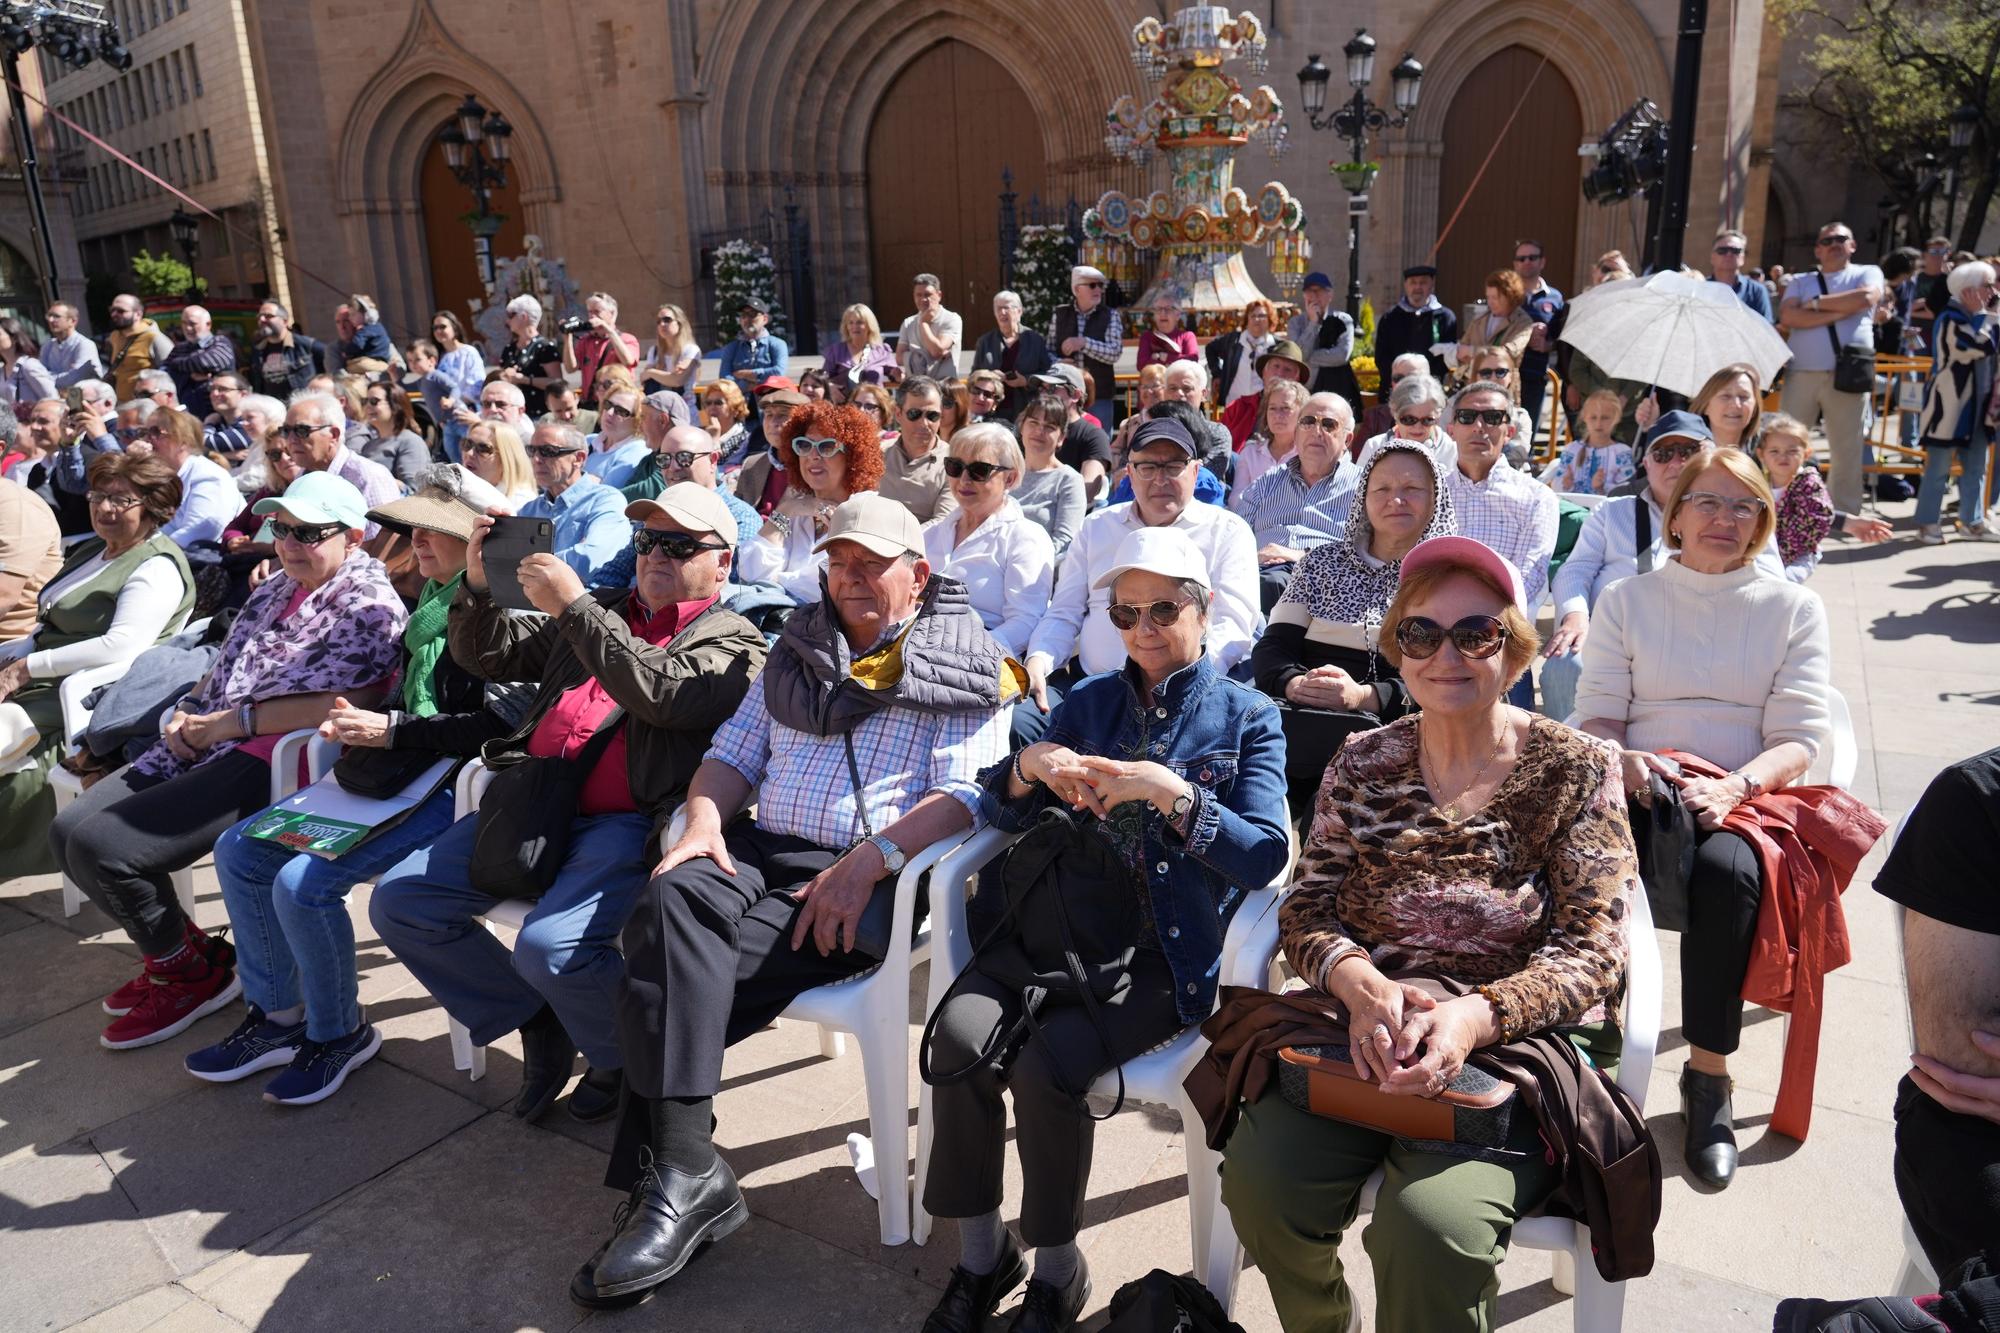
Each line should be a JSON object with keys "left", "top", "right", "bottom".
{"left": 130, "top": 249, "right": 205, "bottom": 298}
{"left": 1773, "top": 0, "right": 2000, "bottom": 250}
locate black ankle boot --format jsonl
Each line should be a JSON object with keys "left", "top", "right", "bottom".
{"left": 572, "top": 1100, "right": 747, "bottom": 1307}
{"left": 513, "top": 1005, "right": 576, "bottom": 1123}
{"left": 1680, "top": 1064, "right": 1738, "bottom": 1189}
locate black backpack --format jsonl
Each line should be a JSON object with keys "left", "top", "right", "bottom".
{"left": 1102, "top": 1269, "right": 1245, "bottom": 1333}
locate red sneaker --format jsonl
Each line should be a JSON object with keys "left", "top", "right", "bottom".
{"left": 103, "top": 925, "right": 234, "bottom": 1016}
{"left": 100, "top": 955, "right": 242, "bottom": 1050}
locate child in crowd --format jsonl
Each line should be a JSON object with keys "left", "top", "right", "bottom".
{"left": 1759, "top": 412, "right": 1893, "bottom": 581}
{"left": 1541, "top": 387, "right": 1635, "bottom": 494}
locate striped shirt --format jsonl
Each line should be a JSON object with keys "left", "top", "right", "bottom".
{"left": 1232, "top": 455, "right": 1359, "bottom": 551}
{"left": 1444, "top": 456, "right": 1560, "bottom": 609}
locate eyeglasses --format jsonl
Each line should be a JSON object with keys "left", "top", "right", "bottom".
{"left": 969, "top": 386, "right": 1001, "bottom": 400}
{"left": 1129, "top": 458, "right": 1191, "bottom": 481}
{"left": 1713, "top": 245, "right": 1746, "bottom": 256}
{"left": 1816, "top": 234, "right": 1853, "bottom": 246}
{"left": 527, "top": 444, "right": 583, "bottom": 460}
{"left": 1396, "top": 413, "right": 1438, "bottom": 429}
{"left": 602, "top": 403, "right": 635, "bottom": 418}
{"left": 274, "top": 423, "right": 335, "bottom": 443}
{"left": 904, "top": 408, "right": 942, "bottom": 423}
{"left": 1513, "top": 252, "right": 1543, "bottom": 263}
{"left": 791, "top": 436, "right": 847, "bottom": 458}
{"left": 1297, "top": 414, "right": 1344, "bottom": 433}
{"left": 364, "top": 396, "right": 391, "bottom": 409}
{"left": 270, "top": 519, "right": 347, "bottom": 546}
{"left": 943, "top": 457, "right": 1005, "bottom": 482}
{"left": 658, "top": 449, "right": 716, "bottom": 467}
{"left": 479, "top": 399, "right": 513, "bottom": 411}
{"left": 633, "top": 529, "right": 727, "bottom": 559}
{"left": 114, "top": 426, "right": 147, "bottom": 442}
{"left": 1106, "top": 597, "right": 1195, "bottom": 630}
{"left": 1452, "top": 408, "right": 1511, "bottom": 427}
{"left": 1647, "top": 441, "right": 1705, "bottom": 463}
{"left": 1680, "top": 490, "right": 1769, "bottom": 523}
{"left": 1394, "top": 615, "right": 1510, "bottom": 661}
{"left": 85, "top": 490, "right": 142, "bottom": 511}
{"left": 1475, "top": 367, "right": 1512, "bottom": 380}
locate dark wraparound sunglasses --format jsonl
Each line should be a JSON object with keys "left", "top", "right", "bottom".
{"left": 658, "top": 450, "right": 716, "bottom": 467}
{"left": 1452, "top": 408, "right": 1511, "bottom": 427}
{"left": 1106, "top": 597, "right": 1196, "bottom": 630}
{"left": 270, "top": 520, "right": 347, "bottom": 546}
{"left": 943, "top": 457, "right": 1005, "bottom": 482}
{"left": 1395, "top": 615, "right": 1509, "bottom": 660}
{"left": 904, "top": 408, "right": 943, "bottom": 423}
{"left": 527, "top": 444, "right": 584, "bottom": 460}
{"left": 1648, "top": 441, "right": 1704, "bottom": 463}
{"left": 1396, "top": 413, "right": 1437, "bottom": 428}
{"left": 633, "top": 529, "right": 728, "bottom": 559}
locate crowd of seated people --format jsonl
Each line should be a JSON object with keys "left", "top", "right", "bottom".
{"left": 0, "top": 258, "right": 1907, "bottom": 1331}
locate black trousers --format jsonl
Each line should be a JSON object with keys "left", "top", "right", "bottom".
{"left": 1258, "top": 562, "right": 1295, "bottom": 614}
{"left": 1631, "top": 811, "right": 1763, "bottom": 1055}
{"left": 47, "top": 750, "right": 272, "bottom": 956}
{"left": 608, "top": 816, "right": 881, "bottom": 1188}
{"left": 1271, "top": 701, "right": 1379, "bottom": 824}
{"left": 921, "top": 949, "right": 1184, "bottom": 1247}
{"left": 1896, "top": 1074, "right": 2000, "bottom": 1282}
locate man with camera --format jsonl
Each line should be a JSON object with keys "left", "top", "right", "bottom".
{"left": 369, "top": 483, "right": 768, "bottom": 1125}
{"left": 560, "top": 293, "right": 640, "bottom": 410}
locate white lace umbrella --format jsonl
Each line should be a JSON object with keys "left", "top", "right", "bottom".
{"left": 1556, "top": 271, "right": 1792, "bottom": 398}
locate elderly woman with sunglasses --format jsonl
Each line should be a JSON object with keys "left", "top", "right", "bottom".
{"left": 736, "top": 401, "right": 885, "bottom": 603}
{"left": 1355, "top": 372, "right": 1455, "bottom": 476}
{"left": 1573, "top": 444, "right": 1829, "bottom": 1192}
{"left": 919, "top": 422, "right": 1053, "bottom": 657}
{"left": 48, "top": 471, "right": 406, "bottom": 1053}
{"left": 922, "top": 525, "right": 1289, "bottom": 1333}
{"left": 1225, "top": 535, "right": 1638, "bottom": 1333}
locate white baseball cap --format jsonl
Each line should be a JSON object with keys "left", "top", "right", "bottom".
{"left": 1092, "top": 526, "right": 1209, "bottom": 592}
{"left": 1071, "top": 265, "right": 1108, "bottom": 286}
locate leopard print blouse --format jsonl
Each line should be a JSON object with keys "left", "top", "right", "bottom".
{"left": 1279, "top": 713, "right": 1638, "bottom": 1042}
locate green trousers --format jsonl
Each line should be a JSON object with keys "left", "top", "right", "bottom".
{"left": 1220, "top": 1027, "right": 1618, "bottom": 1333}
{"left": 0, "top": 684, "right": 63, "bottom": 877}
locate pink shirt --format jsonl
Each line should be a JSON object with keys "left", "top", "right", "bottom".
{"left": 235, "top": 585, "right": 313, "bottom": 768}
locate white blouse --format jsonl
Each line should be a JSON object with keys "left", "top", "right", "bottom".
{"left": 920, "top": 499, "right": 1054, "bottom": 656}
{"left": 17, "top": 551, "right": 185, "bottom": 678}
{"left": 738, "top": 517, "right": 826, "bottom": 603}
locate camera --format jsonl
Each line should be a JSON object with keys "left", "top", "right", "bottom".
{"left": 558, "top": 315, "right": 592, "bottom": 337}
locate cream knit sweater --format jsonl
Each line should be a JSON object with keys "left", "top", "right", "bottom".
{"left": 1572, "top": 556, "right": 1831, "bottom": 772}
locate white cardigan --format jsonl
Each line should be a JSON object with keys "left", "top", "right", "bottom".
{"left": 1572, "top": 556, "right": 1831, "bottom": 772}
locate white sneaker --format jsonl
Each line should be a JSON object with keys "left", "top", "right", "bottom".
{"left": 1918, "top": 524, "right": 1947, "bottom": 546}
{"left": 1965, "top": 523, "right": 2000, "bottom": 543}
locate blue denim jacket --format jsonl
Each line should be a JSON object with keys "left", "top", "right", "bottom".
{"left": 978, "top": 656, "right": 1290, "bottom": 1023}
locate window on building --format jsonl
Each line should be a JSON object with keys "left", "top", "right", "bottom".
{"left": 179, "top": 0, "right": 187, "bottom": 12}
{"left": 188, "top": 45, "right": 203, "bottom": 97}
{"left": 149, "top": 0, "right": 161, "bottom": 27}
{"left": 186, "top": 133, "right": 200, "bottom": 182}
{"left": 172, "top": 51, "right": 187, "bottom": 104}
{"left": 202, "top": 127, "right": 215, "bottom": 181}
{"left": 173, "top": 139, "right": 186, "bottom": 185}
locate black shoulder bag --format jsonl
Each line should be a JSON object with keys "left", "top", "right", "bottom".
{"left": 1823, "top": 273, "right": 1878, "bottom": 395}
{"left": 1634, "top": 494, "right": 1655, "bottom": 575}
{"left": 467, "top": 707, "right": 627, "bottom": 899}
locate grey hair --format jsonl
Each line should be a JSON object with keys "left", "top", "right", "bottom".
{"left": 117, "top": 398, "right": 159, "bottom": 424}
{"left": 1389, "top": 374, "right": 1445, "bottom": 414}
{"left": 0, "top": 400, "right": 16, "bottom": 445}
{"left": 912, "top": 273, "right": 942, "bottom": 291}
{"left": 535, "top": 422, "right": 590, "bottom": 454}
{"left": 238, "top": 393, "right": 286, "bottom": 427}
{"left": 586, "top": 291, "right": 618, "bottom": 314}
{"left": 288, "top": 390, "right": 347, "bottom": 431}
{"left": 180, "top": 304, "right": 210, "bottom": 325}
{"left": 1390, "top": 352, "right": 1429, "bottom": 378}
{"left": 992, "top": 289, "right": 1023, "bottom": 309}
{"left": 260, "top": 300, "right": 291, "bottom": 320}
{"left": 74, "top": 377, "right": 115, "bottom": 407}
{"left": 1164, "top": 357, "right": 1210, "bottom": 392}
{"left": 505, "top": 294, "right": 543, "bottom": 324}
{"left": 481, "top": 380, "right": 527, "bottom": 409}
{"left": 1305, "top": 391, "right": 1355, "bottom": 430}
{"left": 134, "top": 368, "right": 176, "bottom": 396}
{"left": 950, "top": 421, "right": 1023, "bottom": 473}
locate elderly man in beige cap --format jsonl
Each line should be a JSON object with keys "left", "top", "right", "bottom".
{"left": 573, "top": 491, "right": 1022, "bottom": 1309}
{"left": 369, "top": 481, "right": 768, "bottom": 1127}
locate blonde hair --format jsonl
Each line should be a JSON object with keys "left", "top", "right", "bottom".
{"left": 1663, "top": 445, "right": 1778, "bottom": 557}
{"left": 1258, "top": 378, "right": 1311, "bottom": 434}
{"left": 1759, "top": 412, "right": 1812, "bottom": 449}
{"left": 653, "top": 304, "right": 694, "bottom": 359}
{"left": 840, "top": 303, "right": 884, "bottom": 345}
{"left": 466, "top": 420, "right": 532, "bottom": 499}
{"left": 1581, "top": 388, "right": 1624, "bottom": 415}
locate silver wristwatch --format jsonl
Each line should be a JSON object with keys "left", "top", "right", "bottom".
{"left": 865, "top": 833, "right": 906, "bottom": 877}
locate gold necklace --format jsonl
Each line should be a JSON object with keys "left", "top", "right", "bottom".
{"left": 1421, "top": 712, "right": 1512, "bottom": 820}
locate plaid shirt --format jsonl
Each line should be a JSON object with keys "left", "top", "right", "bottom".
{"left": 1445, "top": 457, "right": 1560, "bottom": 609}
{"left": 707, "top": 680, "right": 1010, "bottom": 850}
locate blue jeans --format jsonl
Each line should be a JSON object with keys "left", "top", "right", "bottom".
{"left": 1539, "top": 649, "right": 1582, "bottom": 723}
{"left": 213, "top": 784, "right": 459, "bottom": 1042}
{"left": 1507, "top": 672, "right": 1536, "bottom": 710}
{"left": 367, "top": 809, "right": 654, "bottom": 1070}
{"left": 1916, "top": 443, "right": 1992, "bottom": 528}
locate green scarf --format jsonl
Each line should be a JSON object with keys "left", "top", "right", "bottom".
{"left": 400, "top": 573, "right": 462, "bottom": 717}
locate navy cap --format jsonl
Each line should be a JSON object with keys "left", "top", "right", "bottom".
{"left": 1640, "top": 409, "right": 1714, "bottom": 454}
{"left": 1402, "top": 265, "right": 1438, "bottom": 279}
{"left": 1303, "top": 271, "right": 1333, "bottom": 290}
{"left": 1127, "top": 416, "right": 1198, "bottom": 457}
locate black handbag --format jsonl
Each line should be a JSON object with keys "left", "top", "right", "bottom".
{"left": 1639, "top": 770, "right": 1696, "bottom": 933}
{"left": 466, "top": 707, "right": 627, "bottom": 899}
{"left": 332, "top": 744, "right": 444, "bottom": 800}
{"left": 919, "top": 807, "right": 1143, "bottom": 1117}
{"left": 1823, "top": 275, "right": 1878, "bottom": 394}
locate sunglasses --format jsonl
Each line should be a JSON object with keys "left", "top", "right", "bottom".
{"left": 969, "top": 386, "right": 1001, "bottom": 400}
{"left": 1106, "top": 597, "right": 1195, "bottom": 630}
{"left": 464, "top": 441, "right": 498, "bottom": 457}
{"left": 658, "top": 316, "right": 677, "bottom": 325}
{"left": 1079, "top": 280, "right": 1106, "bottom": 289}
{"left": 270, "top": 519, "right": 347, "bottom": 546}
{"left": 904, "top": 408, "right": 943, "bottom": 423}
{"left": 261, "top": 449, "right": 290, "bottom": 464}
{"left": 1680, "top": 490, "right": 1769, "bottom": 523}
{"left": 658, "top": 449, "right": 716, "bottom": 467}
{"left": 114, "top": 426, "right": 147, "bottom": 442}
{"left": 1713, "top": 245, "right": 1746, "bottom": 256}
{"left": 791, "top": 436, "right": 847, "bottom": 458}
{"left": 633, "top": 529, "right": 728, "bottom": 559}
{"left": 1395, "top": 614, "right": 1509, "bottom": 661}
{"left": 1395, "top": 413, "right": 1437, "bottom": 429}
{"left": 1928, "top": 245, "right": 1952, "bottom": 255}
{"left": 1297, "top": 413, "right": 1344, "bottom": 432}
{"left": 943, "top": 457, "right": 1005, "bottom": 482}
{"left": 274, "top": 423, "right": 335, "bottom": 443}
{"left": 527, "top": 444, "right": 583, "bottom": 460}
{"left": 858, "top": 401, "right": 886, "bottom": 415}
{"left": 1816, "top": 235, "right": 1853, "bottom": 246}
{"left": 1648, "top": 441, "right": 1704, "bottom": 463}
{"left": 602, "top": 403, "right": 635, "bottom": 418}
{"left": 85, "top": 490, "right": 143, "bottom": 510}
{"left": 1452, "top": 408, "right": 1511, "bottom": 427}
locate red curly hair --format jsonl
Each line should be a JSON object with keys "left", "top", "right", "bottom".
{"left": 778, "top": 400, "right": 884, "bottom": 495}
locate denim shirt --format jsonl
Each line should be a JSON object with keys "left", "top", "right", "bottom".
{"left": 977, "top": 655, "right": 1290, "bottom": 1023}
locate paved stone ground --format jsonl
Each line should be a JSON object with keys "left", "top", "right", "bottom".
{"left": 3, "top": 515, "right": 1996, "bottom": 1332}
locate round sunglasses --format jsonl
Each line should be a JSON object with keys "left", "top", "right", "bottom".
{"left": 1394, "top": 614, "right": 1509, "bottom": 660}
{"left": 1106, "top": 596, "right": 1196, "bottom": 631}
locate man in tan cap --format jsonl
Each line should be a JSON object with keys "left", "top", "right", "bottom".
{"left": 370, "top": 480, "right": 768, "bottom": 1128}
{"left": 1053, "top": 262, "right": 1123, "bottom": 429}
{"left": 575, "top": 491, "right": 1022, "bottom": 1309}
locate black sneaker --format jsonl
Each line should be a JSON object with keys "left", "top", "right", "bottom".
{"left": 184, "top": 1006, "right": 307, "bottom": 1083}
{"left": 923, "top": 1231, "right": 1027, "bottom": 1333}
{"left": 262, "top": 1023, "right": 382, "bottom": 1106}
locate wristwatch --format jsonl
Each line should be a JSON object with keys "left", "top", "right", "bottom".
{"left": 865, "top": 833, "right": 906, "bottom": 877}
{"left": 1167, "top": 787, "right": 1195, "bottom": 824}
{"left": 1730, "top": 769, "right": 1762, "bottom": 802}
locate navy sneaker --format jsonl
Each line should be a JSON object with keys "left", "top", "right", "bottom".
{"left": 262, "top": 1023, "right": 382, "bottom": 1106}
{"left": 184, "top": 1006, "right": 308, "bottom": 1083}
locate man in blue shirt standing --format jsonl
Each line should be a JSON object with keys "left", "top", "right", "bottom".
{"left": 1777, "top": 220, "right": 1884, "bottom": 516}
{"left": 1709, "top": 229, "right": 1775, "bottom": 322}
{"left": 1512, "top": 239, "right": 1565, "bottom": 441}
{"left": 520, "top": 423, "right": 633, "bottom": 585}
{"left": 716, "top": 299, "right": 788, "bottom": 391}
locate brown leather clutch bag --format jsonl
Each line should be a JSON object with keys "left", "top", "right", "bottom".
{"left": 1276, "top": 1041, "right": 1524, "bottom": 1160}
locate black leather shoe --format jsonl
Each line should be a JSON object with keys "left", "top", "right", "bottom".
{"left": 588, "top": 1149, "right": 750, "bottom": 1301}
{"left": 922, "top": 1231, "right": 1027, "bottom": 1332}
{"left": 1681, "top": 1064, "right": 1738, "bottom": 1190}
{"left": 513, "top": 1006, "right": 576, "bottom": 1123}
{"left": 568, "top": 1066, "right": 623, "bottom": 1122}
{"left": 1008, "top": 1257, "right": 1090, "bottom": 1333}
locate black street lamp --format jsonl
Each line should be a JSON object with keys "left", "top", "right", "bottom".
{"left": 1946, "top": 103, "right": 1981, "bottom": 240}
{"left": 168, "top": 206, "right": 199, "bottom": 296}
{"left": 438, "top": 93, "right": 515, "bottom": 288}
{"left": 1297, "top": 30, "right": 1424, "bottom": 317}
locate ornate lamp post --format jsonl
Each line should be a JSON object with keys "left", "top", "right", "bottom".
{"left": 1946, "top": 102, "right": 1980, "bottom": 240}
{"left": 168, "top": 206, "right": 199, "bottom": 297}
{"left": 1296, "top": 31, "right": 1423, "bottom": 317}
{"left": 438, "top": 93, "right": 515, "bottom": 288}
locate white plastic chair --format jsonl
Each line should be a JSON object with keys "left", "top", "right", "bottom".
{"left": 1804, "top": 685, "right": 1858, "bottom": 790}
{"left": 908, "top": 825, "right": 1294, "bottom": 1312}
{"left": 1193, "top": 881, "right": 1661, "bottom": 1328}
{"left": 1882, "top": 811, "right": 1938, "bottom": 1300}
{"left": 1559, "top": 491, "right": 1608, "bottom": 511}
